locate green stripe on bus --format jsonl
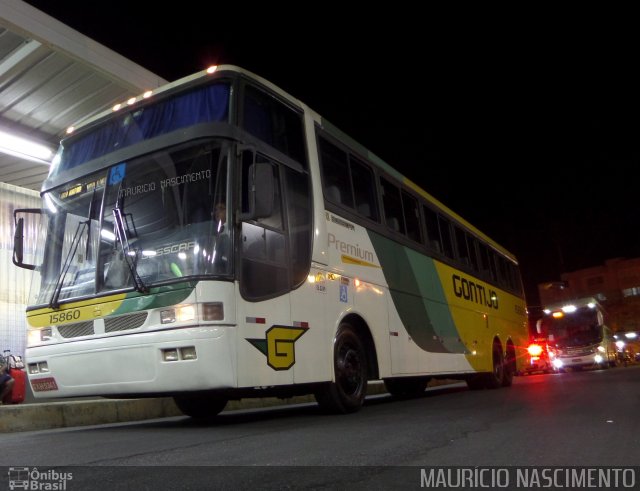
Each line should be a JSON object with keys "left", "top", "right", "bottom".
{"left": 368, "top": 231, "right": 453, "bottom": 354}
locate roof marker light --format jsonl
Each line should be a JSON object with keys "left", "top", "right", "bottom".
{"left": 206, "top": 65, "right": 218, "bottom": 74}
{"left": 127, "top": 97, "right": 136, "bottom": 105}
{"left": 66, "top": 126, "right": 75, "bottom": 134}
{"left": 113, "top": 103, "right": 121, "bottom": 111}
{"left": 143, "top": 90, "right": 153, "bottom": 98}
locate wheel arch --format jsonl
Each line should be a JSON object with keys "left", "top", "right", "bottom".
{"left": 341, "top": 313, "right": 379, "bottom": 380}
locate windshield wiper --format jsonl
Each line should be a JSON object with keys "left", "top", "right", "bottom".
{"left": 49, "top": 220, "right": 88, "bottom": 309}
{"left": 112, "top": 206, "right": 148, "bottom": 293}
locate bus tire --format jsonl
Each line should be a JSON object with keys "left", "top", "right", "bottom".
{"left": 315, "top": 324, "right": 368, "bottom": 414}
{"left": 174, "top": 394, "right": 227, "bottom": 419}
{"left": 485, "top": 342, "right": 505, "bottom": 389}
{"left": 466, "top": 343, "right": 505, "bottom": 390}
{"left": 501, "top": 344, "right": 515, "bottom": 387}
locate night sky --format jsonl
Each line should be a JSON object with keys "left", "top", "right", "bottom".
{"left": 23, "top": 3, "right": 640, "bottom": 306}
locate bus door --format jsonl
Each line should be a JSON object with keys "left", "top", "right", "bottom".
{"left": 235, "top": 150, "right": 315, "bottom": 388}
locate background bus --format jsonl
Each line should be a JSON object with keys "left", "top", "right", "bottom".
{"left": 13, "top": 65, "right": 529, "bottom": 418}
{"left": 536, "top": 298, "right": 617, "bottom": 371}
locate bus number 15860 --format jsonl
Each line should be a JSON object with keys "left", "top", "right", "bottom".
{"left": 49, "top": 309, "right": 81, "bottom": 324}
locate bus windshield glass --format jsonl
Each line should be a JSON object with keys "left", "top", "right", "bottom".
{"left": 541, "top": 309, "right": 603, "bottom": 348}
{"left": 30, "top": 139, "right": 230, "bottom": 306}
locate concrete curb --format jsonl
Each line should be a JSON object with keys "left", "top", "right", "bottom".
{"left": 0, "top": 382, "right": 390, "bottom": 433}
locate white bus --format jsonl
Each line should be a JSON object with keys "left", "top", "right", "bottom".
{"left": 13, "top": 65, "right": 529, "bottom": 417}
{"left": 537, "top": 298, "right": 617, "bottom": 371}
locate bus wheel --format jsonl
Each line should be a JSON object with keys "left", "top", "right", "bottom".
{"left": 466, "top": 343, "right": 504, "bottom": 390}
{"left": 174, "top": 394, "right": 228, "bottom": 419}
{"left": 485, "top": 343, "right": 505, "bottom": 389}
{"left": 385, "top": 377, "right": 429, "bottom": 397}
{"left": 501, "top": 345, "right": 515, "bottom": 387}
{"left": 315, "top": 324, "right": 368, "bottom": 414}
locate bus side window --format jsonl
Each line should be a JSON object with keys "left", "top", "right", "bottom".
{"left": 438, "top": 215, "right": 454, "bottom": 259}
{"left": 454, "top": 225, "right": 470, "bottom": 266}
{"left": 319, "top": 137, "right": 353, "bottom": 208}
{"left": 242, "top": 84, "right": 307, "bottom": 167}
{"left": 402, "top": 190, "right": 422, "bottom": 244}
{"left": 380, "top": 177, "right": 405, "bottom": 235}
{"left": 423, "top": 205, "right": 441, "bottom": 253}
{"left": 350, "top": 157, "right": 379, "bottom": 222}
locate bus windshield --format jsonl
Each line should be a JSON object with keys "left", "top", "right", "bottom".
{"left": 31, "top": 139, "right": 230, "bottom": 306}
{"left": 541, "top": 309, "right": 603, "bottom": 348}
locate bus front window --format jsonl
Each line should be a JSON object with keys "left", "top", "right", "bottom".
{"left": 99, "top": 140, "right": 231, "bottom": 290}
{"left": 544, "top": 309, "right": 603, "bottom": 348}
{"left": 32, "top": 139, "right": 231, "bottom": 306}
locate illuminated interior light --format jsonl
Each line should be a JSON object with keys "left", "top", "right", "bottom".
{"left": 113, "top": 103, "right": 122, "bottom": 111}
{"left": 127, "top": 97, "right": 136, "bottom": 105}
{"left": 206, "top": 65, "right": 218, "bottom": 74}
{"left": 143, "top": 90, "right": 153, "bottom": 98}
{"left": 0, "top": 129, "right": 54, "bottom": 164}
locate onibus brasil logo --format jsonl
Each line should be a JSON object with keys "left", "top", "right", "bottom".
{"left": 247, "top": 325, "right": 307, "bottom": 370}
{"left": 8, "top": 467, "right": 73, "bottom": 490}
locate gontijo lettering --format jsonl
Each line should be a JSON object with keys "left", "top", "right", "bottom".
{"left": 452, "top": 274, "right": 498, "bottom": 309}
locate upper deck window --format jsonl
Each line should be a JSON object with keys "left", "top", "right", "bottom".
{"left": 53, "top": 83, "right": 231, "bottom": 175}
{"left": 242, "top": 85, "right": 306, "bottom": 167}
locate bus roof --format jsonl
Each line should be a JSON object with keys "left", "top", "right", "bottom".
{"left": 65, "top": 64, "right": 518, "bottom": 263}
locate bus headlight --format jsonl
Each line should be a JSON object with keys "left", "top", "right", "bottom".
{"left": 553, "top": 359, "right": 563, "bottom": 369}
{"left": 27, "top": 327, "right": 52, "bottom": 346}
{"left": 594, "top": 354, "right": 603, "bottom": 364}
{"left": 160, "top": 305, "right": 195, "bottom": 324}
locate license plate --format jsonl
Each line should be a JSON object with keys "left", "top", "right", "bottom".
{"left": 571, "top": 358, "right": 582, "bottom": 363}
{"left": 31, "top": 377, "right": 59, "bottom": 392}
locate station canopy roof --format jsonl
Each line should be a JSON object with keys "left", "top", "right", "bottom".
{"left": 0, "top": 0, "right": 167, "bottom": 192}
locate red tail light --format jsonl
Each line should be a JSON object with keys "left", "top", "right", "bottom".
{"left": 527, "top": 344, "right": 543, "bottom": 357}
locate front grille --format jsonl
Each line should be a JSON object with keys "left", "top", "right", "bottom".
{"left": 104, "top": 312, "right": 148, "bottom": 332}
{"left": 58, "top": 321, "right": 94, "bottom": 338}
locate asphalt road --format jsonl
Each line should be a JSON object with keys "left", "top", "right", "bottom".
{"left": 1, "top": 366, "right": 638, "bottom": 490}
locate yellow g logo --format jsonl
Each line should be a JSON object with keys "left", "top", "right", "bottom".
{"left": 247, "top": 325, "right": 307, "bottom": 370}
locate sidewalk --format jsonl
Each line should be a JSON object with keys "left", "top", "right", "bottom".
{"left": 0, "top": 382, "right": 390, "bottom": 433}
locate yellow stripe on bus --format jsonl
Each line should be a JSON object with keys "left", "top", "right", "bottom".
{"left": 341, "top": 254, "right": 381, "bottom": 268}
{"left": 26, "top": 294, "right": 127, "bottom": 328}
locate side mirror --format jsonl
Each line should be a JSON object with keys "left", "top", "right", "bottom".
{"left": 13, "top": 209, "right": 40, "bottom": 270}
{"left": 13, "top": 217, "right": 25, "bottom": 266}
